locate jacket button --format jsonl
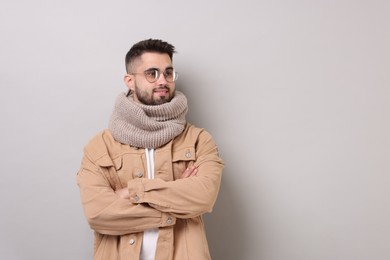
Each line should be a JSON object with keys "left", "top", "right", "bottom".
{"left": 167, "top": 217, "right": 173, "bottom": 225}
{"left": 129, "top": 239, "right": 135, "bottom": 245}
{"left": 133, "top": 195, "right": 139, "bottom": 202}
{"left": 136, "top": 172, "right": 143, "bottom": 178}
{"left": 185, "top": 152, "right": 191, "bottom": 158}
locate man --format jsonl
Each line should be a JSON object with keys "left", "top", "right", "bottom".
{"left": 77, "top": 39, "right": 224, "bottom": 260}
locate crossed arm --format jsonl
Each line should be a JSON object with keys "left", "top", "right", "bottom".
{"left": 77, "top": 162, "right": 204, "bottom": 235}
{"left": 115, "top": 165, "right": 198, "bottom": 199}
{"left": 78, "top": 130, "right": 223, "bottom": 235}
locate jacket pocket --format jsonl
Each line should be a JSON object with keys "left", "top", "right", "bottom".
{"left": 172, "top": 146, "right": 196, "bottom": 180}
{"left": 95, "top": 155, "right": 124, "bottom": 190}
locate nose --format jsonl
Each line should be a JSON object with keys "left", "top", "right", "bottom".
{"left": 156, "top": 72, "right": 168, "bottom": 85}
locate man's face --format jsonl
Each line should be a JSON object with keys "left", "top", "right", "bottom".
{"left": 125, "top": 52, "right": 176, "bottom": 105}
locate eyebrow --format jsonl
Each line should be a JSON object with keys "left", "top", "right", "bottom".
{"left": 145, "top": 66, "right": 174, "bottom": 71}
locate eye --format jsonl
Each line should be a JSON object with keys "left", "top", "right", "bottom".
{"left": 164, "top": 68, "right": 174, "bottom": 76}
{"left": 145, "top": 69, "right": 159, "bottom": 79}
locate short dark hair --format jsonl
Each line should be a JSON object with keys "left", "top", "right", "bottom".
{"left": 125, "top": 39, "right": 176, "bottom": 72}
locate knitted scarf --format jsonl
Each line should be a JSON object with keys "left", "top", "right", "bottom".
{"left": 108, "top": 91, "right": 188, "bottom": 148}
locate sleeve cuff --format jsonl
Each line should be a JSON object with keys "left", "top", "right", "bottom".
{"left": 128, "top": 178, "right": 145, "bottom": 204}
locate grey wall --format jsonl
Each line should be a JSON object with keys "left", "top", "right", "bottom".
{"left": 1, "top": 1, "right": 389, "bottom": 259}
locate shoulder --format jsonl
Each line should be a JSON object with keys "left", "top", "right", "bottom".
{"left": 84, "top": 129, "right": 114, "bottom": 150}
{"left": 83, "top": 130, "right": 121, "bottom": 165}
{"left": 173, "top": 123, "right": 215, "bottom": 146}
{"left": 174, "top": 124, "right": 223, "bottom": 162}
{"left": 175, "top": 123, "right": 200, "bottom": 141}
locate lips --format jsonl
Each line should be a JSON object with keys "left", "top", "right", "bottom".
{"left": 154, "top": 88, "right": 169, "bottom": 94}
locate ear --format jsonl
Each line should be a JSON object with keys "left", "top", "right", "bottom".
{"left": 124, "top": 74, "right": 135, "bottom": 91}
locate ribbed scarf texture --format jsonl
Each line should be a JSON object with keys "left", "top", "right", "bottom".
{"left": 108, "top": 91, "right": 188, "bottom": 148}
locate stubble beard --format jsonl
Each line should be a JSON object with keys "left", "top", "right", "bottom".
{"left": 134, "top": 86, "right": 174, "bottom": 106}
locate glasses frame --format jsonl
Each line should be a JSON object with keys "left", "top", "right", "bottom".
{"left": 130, "top": 68, "right": 178, "bottom": 83}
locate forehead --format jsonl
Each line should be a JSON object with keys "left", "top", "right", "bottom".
{"left": 136, "top": 52, "right": 172, "bottom": 69}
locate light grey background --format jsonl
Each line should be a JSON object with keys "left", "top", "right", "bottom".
{"left": 1, "top": 1, "right": 389, "bottom": 259}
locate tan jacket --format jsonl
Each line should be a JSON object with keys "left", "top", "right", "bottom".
{"left": 77, "top": 123, "right": 224, "bottom": 260}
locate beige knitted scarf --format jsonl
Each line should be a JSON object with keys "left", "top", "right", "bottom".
{"left": 108, "top": 91, "right": 188, "bottom": 148}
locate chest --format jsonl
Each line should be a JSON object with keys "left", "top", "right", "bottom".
{"left": 112, "top": 144, "right": 196, "bottom": 187}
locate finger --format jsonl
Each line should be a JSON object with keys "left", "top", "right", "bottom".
{"left": 186, "top": 166, "right": 198, "bottom": 177}
{"left": 190, "top": 167, "right": 198, "bottom": 177}
{"left": 181, "top": 167, "right": 192, "bottom": 178}
{"left": 181, "top": 166, "right": 197, "bottom": 178}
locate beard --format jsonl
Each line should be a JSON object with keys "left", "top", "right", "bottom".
{"left": 134, "top": 86, "right": 174, "bottom": 106}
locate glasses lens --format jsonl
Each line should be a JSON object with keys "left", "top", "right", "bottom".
{"left": 143, "top": 68, "right": 177, "bottom": 83}
{"left": 164, "top": 68, "right": 174, "bottom": 82}
{"left": 144, "top": 69, "right": 159, "bottom": 83}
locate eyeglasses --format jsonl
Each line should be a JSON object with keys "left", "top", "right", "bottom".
{"left": 130, "top": 68, "right": 178, "bottom": 83}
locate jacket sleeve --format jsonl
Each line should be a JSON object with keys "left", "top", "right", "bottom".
{"left": 77, "top": 153, "right": 176, "bottom": 235}
{"left": 127, "top": 130, "right": 224, "bottom": 219}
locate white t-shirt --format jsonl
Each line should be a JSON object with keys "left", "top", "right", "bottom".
{"left": 140, "top": 148, "right": 159, "bottom": 260}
